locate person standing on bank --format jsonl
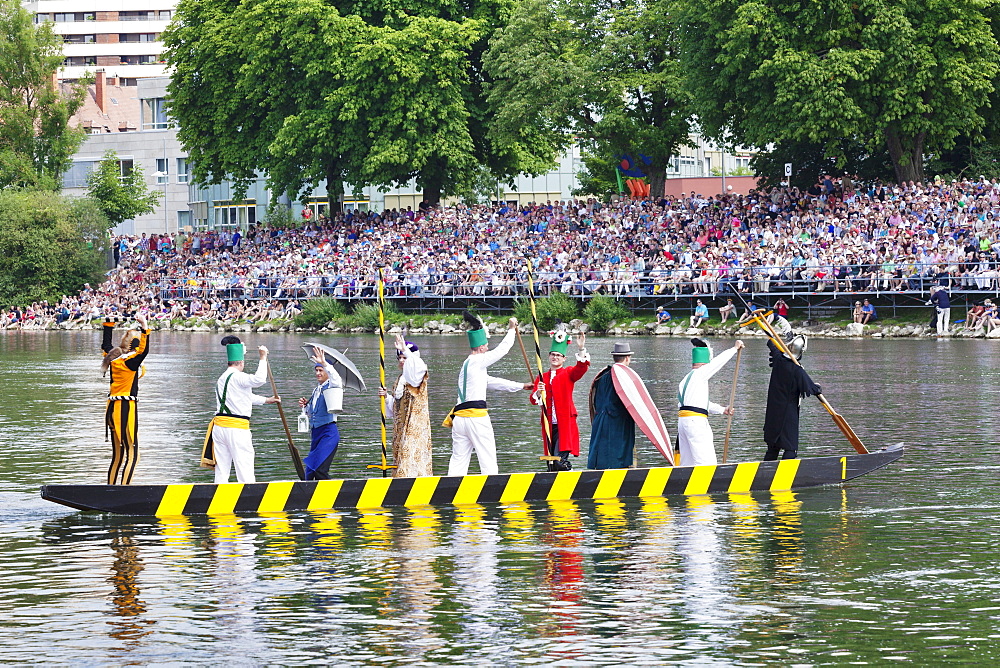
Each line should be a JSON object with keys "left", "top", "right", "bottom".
{"left": 298, "top": 346, "right": 344, "bottom": 480}
{"left": 100, "top": 313, "right": 150, "bottom": 485}
{"left": 530, "top": 331, "right": 590, "bottom": 471}
{"left": 763, "top": 334, "right": 821, "bottom": 461}
{"left": 928, "top": 285, "right": 951, "bottom": 335}
{"left": 676, "top": 338, "right": 744, "bottom": 466}
{"left": 445, "top": 313, "right": 532, "bottom": 476}
{"left": 587, "top": 342, "right": 637, "bottom": 470}
{"left": 201, "top": 336, "right": 280, "bottom": 483}
{"left": 379, "top": 334, "right": 432, "bottom": 477}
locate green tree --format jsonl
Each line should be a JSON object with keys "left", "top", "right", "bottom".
{"left": 750, "top": 138, "right": 894, "bottom": 190}
{"left": 573, "top": 149, "right": 620, "bottom": 200}
{"left": 85, "top": 151, "right": 161, "bottom": 228}
{"left": 163, "top": 0, "right": 524, "bottom": 206}
{"left": 677, "top": 0, "right": 1000, "bottom": 184}
{"left": 0, "top": 0, "right": 88, "bottom": 189}
{"left": 0, "top": 190, "right": 105, "bottom": 306}
{"left": 484, "top": 0, "right": 690, "bottom": 199}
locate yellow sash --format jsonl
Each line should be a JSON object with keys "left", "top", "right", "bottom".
{"left": 442, "top": 407, "right": 489, "bottom": 428}
{"left": 678, "top": 410, "right": 706, "bottom": 418}
{"left": 211, "top": 415, "right": 250, "bottom": 430}
{"left": 200, "top": 415, "right": 250, "bottom": 467}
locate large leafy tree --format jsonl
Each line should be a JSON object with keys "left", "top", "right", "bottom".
{"left": 164, "top": 0, "right": 521, "bottom": 206}
{"left": 0, "top": 0, "right": 87, "bottom": 190}
{"left": 0, "top": 190, "right": 105, "bottom": 306}
{"left": 86, "top": 151, "right": 161, "bottom": 228}
{"left": 677, "top": 0, "right": 1000, "bottom": 184}
{"left": 483, "top": 0, "right": 690, "bottom": 199}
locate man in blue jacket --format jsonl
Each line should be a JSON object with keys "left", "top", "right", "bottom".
{"left": 929, "top": 285, "right": 951, "bottom": 336}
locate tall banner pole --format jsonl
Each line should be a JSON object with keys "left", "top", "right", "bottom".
{"left": 367, "top": 268, "right": 396, "bottom": 477}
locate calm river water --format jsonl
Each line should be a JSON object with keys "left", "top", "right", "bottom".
{"left": 1, "top": 331, "right": 998, "bottom": 664}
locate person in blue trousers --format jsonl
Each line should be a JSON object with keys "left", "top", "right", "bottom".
{"left": 298, "top": 347, "right": 343, "bottom": 480}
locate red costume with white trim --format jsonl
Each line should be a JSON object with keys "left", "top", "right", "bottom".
{"left": 530, "top": 358, "right": 590, "bottom": 456}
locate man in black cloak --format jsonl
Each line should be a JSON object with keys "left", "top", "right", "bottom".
{"left": 763, "top": 335, "right": 821, "bottom": 461}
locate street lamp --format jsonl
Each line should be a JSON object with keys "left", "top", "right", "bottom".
{"left": 153, "top": 170, "right": 168, "bottom": 232}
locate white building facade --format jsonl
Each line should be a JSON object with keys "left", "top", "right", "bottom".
{"left": 27, "top": 0, "right": 173, "bottom": 81}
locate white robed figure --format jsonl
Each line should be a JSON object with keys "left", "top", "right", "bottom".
{"left": 676, "top": 338, "right": 744, "bottom": 466}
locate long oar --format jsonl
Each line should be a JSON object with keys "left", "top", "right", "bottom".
{"left": 267, "top": 364, "right": 305, "bottom": 480}
{"left": 367, "top": 269, "right": 397, "bottom": 477}
{"left": 722, "top": 346, "right": 742, "bottom": 464}
{"left": 732, "top": 289, "right": 868, "bottom": 454}
{"left": 525, "top": 263, "right": 559, "bottom": 466}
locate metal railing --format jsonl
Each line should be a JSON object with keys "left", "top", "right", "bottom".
{"left": 112, "top": 263, "right": 999, "bottom": 303}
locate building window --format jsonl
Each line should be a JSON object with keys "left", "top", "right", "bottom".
{"left": 177, "top": 210, "right": 192, "bottom": 231}
{"left": 176, "top": 158, "right": 189, "bottom": 183}
{"left": 62, "top": 161, "right": 97, "bottom": 188}
{"left": 141, "top": 98, "right": 170, "bottom": 129}
{"left": 119, "top": 11, "right": 156, "bottom": 21}
{"left": 120, "top": 55, "right": 158, "bottom": 65}
{"left": 155, "top": 159, "right": 168, "bottom": 184}
{"left": 53, "top": 12, "right": 94, "bottom": 22}
{"left": 63, "top": 34, "right": 96, "bottom": 44}
{"left": 63, "top": 56, "right": 97, "bottom": 67}
{"left": 119, "top": 33, "right": 160, "bottom": 43}
{"left": 158, "top": 10, "right": 172, "bottom": 19}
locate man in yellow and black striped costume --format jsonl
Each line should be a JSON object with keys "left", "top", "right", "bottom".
{"left": 100, "top": 313, "right": 150, "bottom": 485}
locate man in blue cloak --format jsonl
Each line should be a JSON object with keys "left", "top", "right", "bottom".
{"left": 587, "top": 342, "right": 636, "bottom": 469}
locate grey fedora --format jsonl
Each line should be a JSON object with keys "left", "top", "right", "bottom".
{"left": 611, "top": 341, "right": 634, "bottom": 356}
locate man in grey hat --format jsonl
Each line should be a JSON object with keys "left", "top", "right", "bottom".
{"left": 587, "top": 342, "right": 637, "bottom": 469}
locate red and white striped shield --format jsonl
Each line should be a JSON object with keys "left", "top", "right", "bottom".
{"left": 611, "top": 363, "right": 674, "bottom": 465}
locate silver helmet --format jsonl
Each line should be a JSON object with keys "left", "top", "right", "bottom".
{"left": 787, "top": 334, "right": 808, "bottom": 360}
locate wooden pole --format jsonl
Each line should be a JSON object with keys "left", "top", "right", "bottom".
{"left": 525, "top": 263, "right": 559, "bottom": 465}
{"left": 722, "top": 347, "right": 742, "bottom": 464}
{"left": 267, "top": 364, "right": 305, "bottom": 480}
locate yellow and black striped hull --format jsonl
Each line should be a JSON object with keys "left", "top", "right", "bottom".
{"left": 41, "top": 445, "right": 903, "bottom": 516}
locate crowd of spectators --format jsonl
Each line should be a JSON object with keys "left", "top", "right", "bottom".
{"left": 6, "top": 174, "right": 1000, "bottom": 329}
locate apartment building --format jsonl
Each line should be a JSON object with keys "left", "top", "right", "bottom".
{"left": 26, "top": 0, "right": 174, "bottom": 81}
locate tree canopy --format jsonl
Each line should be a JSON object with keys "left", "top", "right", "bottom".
{"left": 484, "top": 0, "right": 690, "bottom": 198}
{"left": 676, "top": 0, "right": 1000, "bottom": 184}
{"left": 0, "top": 190, "right": 105, "bottom": 307}
{"left": 0, "top": 0, "right": 87, "bottom": 190}
{"left": 86, "top": 151, "right": 161, "bottom": 227}
{"left": 164, "top": 0, "right": 526, "bottom": 205}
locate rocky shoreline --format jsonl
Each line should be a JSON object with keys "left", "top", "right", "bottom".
{"left": 10, "top": 317, "right": 996, "bottom": 338}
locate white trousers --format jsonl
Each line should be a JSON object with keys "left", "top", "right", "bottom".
{"left": 448, "top": 416, "right": 498, "bottom": 476}
{"left": 677, "top": 416, "right": 718, "bottom": 467}
{"left": 213, "top": 426, "right": 256, "bottom": 483}
{"left": 936, "top": 307, "right": 951, "bottom": 335}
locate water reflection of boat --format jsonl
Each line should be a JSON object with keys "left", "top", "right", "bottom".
{"left": 40, "top": 445, "right": 903, "bottom": 516}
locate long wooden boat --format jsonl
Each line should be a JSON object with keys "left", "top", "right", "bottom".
{"left": 40, "top": 444, "right": 903, "bottom": 516}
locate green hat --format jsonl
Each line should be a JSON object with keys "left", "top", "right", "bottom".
{"left": 463, "top": 310, "right": 488, "bottom": 349}
{"left": 226, "top": 343, "right": 246, "bottom": 362}
{"left": 549, "top": 331, "right": 570, "bottom": 355}
{"left": 467, "top": 328, "right": 488, "bottom": 349}
{"left": 692, "top": 338, "right": 711, "bottom": 364}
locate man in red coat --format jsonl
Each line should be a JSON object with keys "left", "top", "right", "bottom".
{"left": 530, "top": 331, "right": 590, "bottom": 471}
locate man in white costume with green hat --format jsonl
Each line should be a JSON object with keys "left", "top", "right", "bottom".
{"left": 445, "top": 313, "right": 532, "bottom": 476}
{"left": 201, "top": 335, "right": 280, "bottom": 483}
{"left": 676, "top": 338, "right": 744, "bottom": 466}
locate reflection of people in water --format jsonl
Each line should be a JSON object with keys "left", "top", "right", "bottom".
{"left": 107, "top": 528, "right": 154, "bottom": 642}
{"left": 206, "top": 514, "right": 265, "bottom": 656}
{"left": 542, "top": 500, "right": 584, "bottom": 654}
